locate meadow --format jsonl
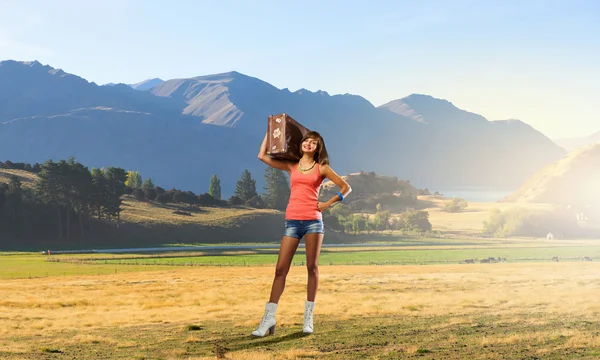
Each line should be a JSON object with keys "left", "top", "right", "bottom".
{"left": 46, "top": 243, "right": 600, "bottom": 267}
{"left": 2, "top": 259, "right": 600, "bottom": 359}
{"left": 3, "top": 169, "right": 600, "bottom": 358}
{"left": 5, "top": 238, "right": 600, "bottom": 279}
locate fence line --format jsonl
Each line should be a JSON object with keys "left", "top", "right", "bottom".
{"left": 43, "top": 256, "right": 594, "bottom": 267}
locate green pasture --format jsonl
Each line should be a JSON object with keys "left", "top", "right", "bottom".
{"left": 3, "top": 240, "right": 600, "bottom": 279}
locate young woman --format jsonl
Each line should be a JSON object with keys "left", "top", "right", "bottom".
{"left": 252, "top": 130, "right": 351, "bottom": 337}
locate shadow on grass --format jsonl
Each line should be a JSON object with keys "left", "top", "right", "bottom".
{"left": 161, "top": 203, "right": 208, "bottom": 212}
{"left": 221, "top": 331, "right": 312, "bottom": 352}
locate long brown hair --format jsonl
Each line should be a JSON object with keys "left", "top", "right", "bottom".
{"left": 300, "top": 131, "right": 330, "bottom": 166}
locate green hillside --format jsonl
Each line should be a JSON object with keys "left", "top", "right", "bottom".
{"left": 320, "top": 171, "right": 426, "bottom": 213}
{"left": 321, "top": 171, "right": 420, "bottom": 195}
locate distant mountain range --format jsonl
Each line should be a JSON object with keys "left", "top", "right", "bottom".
{"left": 129, "top": 78, "right": 165, "bottom": 91}
{"left": 553, "top": 131, "right": 600, "bottom": 151}
{"left": 103, "top": 78, "right": 165, "bottom": 91}
{"left": 0, "top": 60, "right": 566, "bottom": 196}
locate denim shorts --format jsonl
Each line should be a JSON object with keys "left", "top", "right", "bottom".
{"left": 284, "top": 219, "right": 324, "bottom": 239}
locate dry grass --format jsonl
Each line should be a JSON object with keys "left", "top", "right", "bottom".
{"left": 1, "top": 263, "right": 600, "bottom": 358}
{"left": 420, "top": 195, "right": 556, "bottom": 235}
{"left": 120, "top": 198, "right": 280, "bottom": 227}
{"left": 0, "top": 169, "right": 38, "bottom": 189}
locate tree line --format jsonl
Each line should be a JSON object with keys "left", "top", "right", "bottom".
{"left": 0, "top": 158, "right": 292, "bottom": 245}
{"left": 327, "top": 202, "right": 432, "bottom": 234}
{"left": 0, "top": 157, "right": 434, "bottom": 247}
{"left": 0, "top": 158, "right": 129, "bottom": 244}
{"left": 117, "top": 167, "right": 290, "bottom": 210}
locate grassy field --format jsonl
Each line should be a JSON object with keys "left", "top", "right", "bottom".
{"left": 49, "top": 244, "right": 600, "bottom": 268}
{"left": 1, "top": 262, "right": 600, "bottom": 359}
{"left": 0, "top": 252, "right": 176, "bottom": 279}
{"left": 4, "top": 237, "right": 600, "bottom": 280}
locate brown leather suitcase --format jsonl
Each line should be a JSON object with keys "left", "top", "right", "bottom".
{"left": 267, "top": 113, "right": 310, "bottom": 161}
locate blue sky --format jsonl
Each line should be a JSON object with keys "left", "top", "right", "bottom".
{"left": 0, "top": 0, "right": 598, "bottom": 138}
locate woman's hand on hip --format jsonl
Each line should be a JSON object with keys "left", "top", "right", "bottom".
{"left": 317, "top": 202, "right": 330, "bottom": 212}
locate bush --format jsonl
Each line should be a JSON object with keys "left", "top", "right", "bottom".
{"left": 442, "top": 197, "right": 468, "bottom": 213}
{"left": 403, "top": 210, "right": 432, "bottom": 232}
{"left": 174, "top": 190, "right": 197, "bottom": 205}
{"left": 156, "top": 192, "right": 171, "bottom": 204}
{"left": 144, "top": 187, "right": 157, "bottom": 201}
{"left": 245, "top": 195, "right": 264, "bottom": 208}
{"left": 346, "top": 193, "right": 417, "bottom": 213}
{"left": 228, "top": 195, "right": 243, "bottom": 206}
{"left": 483, "top": 207, "right": 579, "bottom": 238}
{"left": 133, "top": 187, "right": 145, "bottom": 201}
{"left": 198, "top": 192, "right": 219, "bottom": 206}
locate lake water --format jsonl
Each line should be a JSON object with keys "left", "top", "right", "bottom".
{"left": 427, "top": 187, "right": 515, "bottom": 203}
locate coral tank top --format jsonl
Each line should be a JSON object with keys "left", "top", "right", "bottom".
{"left": 285, "top": 163, "right": 324, "bottom": 220}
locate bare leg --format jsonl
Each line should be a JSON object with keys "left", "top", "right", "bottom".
{"left": 268, "top": 236, "right": 300, "bottom": 303}
{"left": 304, "top": 233, "right": 324, "bottom": 301}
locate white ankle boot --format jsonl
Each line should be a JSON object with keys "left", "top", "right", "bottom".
{"left": 251, "top": 302, "right": 278, "bottom": 337}
{"left": 303, "top": 300, "right": 315, "bottom": 334}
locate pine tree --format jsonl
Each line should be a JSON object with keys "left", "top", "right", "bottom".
{"left": 234, "top": 170, "right": 257, "bottom": 202}
{"left": 208, "top": 174, "right": 222, "bottom": 200}
{"left": 142, "top": 178, "right": 156, "bottom": 201}
{"left": 66, "top": 157, "right": 93, "bottom": 240}
{"left": 90, "top": 168, "right": 107, "bottom": 219}
{"left": 125, "top": 170, "right": 142, "bottom": 189}
{"left": 7, "top": 175, "right": 23, "bottom": 238}
{"left": 142, "top": 178, "right": 155, "bottom": 192}
{"left": 0, "top": 183, "right": 7, "bottom": 211}
{"left": 263, "top": 167, "right": 290, "bottom": 210}
{"left": 36, "top": 159, "right": 68, "bottom": 239}
{"left": 104, "top": 167, "right": 127, "bottom": 227}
